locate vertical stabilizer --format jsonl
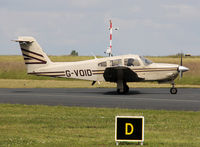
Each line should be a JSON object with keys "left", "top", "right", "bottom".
{"left": 13, "top": 36, "right": 52, "bottom": 73}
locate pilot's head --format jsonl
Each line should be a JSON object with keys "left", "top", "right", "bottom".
{"left": 128, "top": 58, "right": 134, "bottom": 66}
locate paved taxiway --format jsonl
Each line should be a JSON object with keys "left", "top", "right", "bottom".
{"left": 0, "top": 88, "right": 199, "bottom": 111}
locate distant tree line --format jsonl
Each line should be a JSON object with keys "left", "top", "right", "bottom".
{"left": 70, "top": 50, "right": 78, "bottom": 56}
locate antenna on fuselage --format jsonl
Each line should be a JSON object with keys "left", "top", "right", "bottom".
{"left": 105, "top": 20, "right": 119, "bottom": 57}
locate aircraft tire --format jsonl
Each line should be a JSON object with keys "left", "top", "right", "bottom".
{"left": 117, "top": 89, "right": 126, "bottom": 94}
{"left": 124, "top": 84, "right": 129, "bottom": 93}
{"left": 122, "top": 83, "right": 129, "bottom": 94}
{"left": 117, "top": 83, "right": 129, "bottom": 94}
{"left": 170, "top": 88, "right": 177, "bottom": 94}
{"left": 117, "top": 89, "right": 121, "bottom": 94}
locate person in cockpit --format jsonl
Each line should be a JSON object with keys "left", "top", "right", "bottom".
{"left": 127, "top": 58, "right": 134, "bottom": 66}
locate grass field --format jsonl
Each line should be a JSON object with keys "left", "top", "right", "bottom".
{"left": 0, "top": 104, "right": 199, "bottom": 147}
{"left": 0, "top": 55, "right": 199, "bottom": 87}
{"left": 0, "top": 56, "right": 199, "bottom": 147}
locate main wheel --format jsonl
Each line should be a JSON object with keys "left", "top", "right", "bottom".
{"left": 170, "top": 88, "right": 177, "bottom": 94}
{"left": 117, "top": 89, "right": 121, "bottom": 94}
{"left": 116, "top": 85, "right": 129, "bottom": 94}
{"left": 124, "top": 84, "right": 129, "bottom": 93}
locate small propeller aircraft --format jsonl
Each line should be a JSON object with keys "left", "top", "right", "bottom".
{"left": 13, "top": 36, "right": 189, "bottom": 94}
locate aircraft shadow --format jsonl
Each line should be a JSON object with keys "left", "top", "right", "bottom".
{"left": 103, "top": 90, "right": 141, "bottom": 95}
{"left": 103, "top": 90, "right": 168, "bottom": 95}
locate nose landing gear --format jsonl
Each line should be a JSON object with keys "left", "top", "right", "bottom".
{"left": 170, "top": 82, "right": 177, "bottom": 94}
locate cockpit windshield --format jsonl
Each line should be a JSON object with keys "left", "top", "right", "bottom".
{"left": 140, "top": 56, "right": 152, "bottom": 66}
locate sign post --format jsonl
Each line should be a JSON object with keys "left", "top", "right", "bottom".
{"left": 115, "top": 116, "right": 144, "bottom": 145}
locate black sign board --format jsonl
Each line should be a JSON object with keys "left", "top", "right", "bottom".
{"left": 115, "top": 116, "right": 144, "bottom": 142}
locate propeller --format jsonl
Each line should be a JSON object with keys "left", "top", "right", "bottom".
{"left": 180, "top": 53, "right": 183, "bottom": 66}
{"left": 180, "top": 53, "right": 183, "bottom": 78}
{"left": 178, "top": 53, "right": 189, "bottom": 79}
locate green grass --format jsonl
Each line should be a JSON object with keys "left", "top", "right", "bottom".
{"left": 0, "top": 104, "right": 199, "bottom": 147}
{"left": 0, "top": 55, "right": 200, "bottom": 85}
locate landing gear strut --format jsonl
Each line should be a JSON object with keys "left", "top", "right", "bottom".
{"left": 117, "top": 81, "right": 129, "bottom": 94}
{"left": 170, "top": 82, "right": 177, "bottom": 94}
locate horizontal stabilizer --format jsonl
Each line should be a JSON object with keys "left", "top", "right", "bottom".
{"left": 12, "top": 36, "right": 35, "bottom": 43}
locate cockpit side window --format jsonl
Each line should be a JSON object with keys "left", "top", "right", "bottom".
{"left": 140, "top": 56, "right": 152, "bottom": 66}
{"left": 110, "top": 59, "right": 122, "bottom": 66}
{"left": 98, "top": 61, "right": 107, "bottom": 67}
{"left": 124, "top": 58, "right": 140, "bottom": 66}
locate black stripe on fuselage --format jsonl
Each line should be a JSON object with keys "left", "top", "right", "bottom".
{"left": 28, "top": 71, "right": 65, "bottom": 74}
{"left": 92, "top": 70, "right": 105, "bottom": 72}
{"left": 25, "top": 62, "right": 46, "bottom": 64}
{"left": 135, "top": 69, "right": 177, "bottom": 72}
{"left": 92, "top": 73, "right": 104, "bottom": 75}
{"left": 29, "top": 74, "right": 65, "bottom": 77}
{"left": 93, "top": 68, "right": 177, "bottom": 71}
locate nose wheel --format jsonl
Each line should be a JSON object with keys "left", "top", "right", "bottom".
{"left": 170, "top": 82, "right": 177, "bottom": 94}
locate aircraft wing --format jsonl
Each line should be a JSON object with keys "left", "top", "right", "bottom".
{"left": 103, "top": 66, "right": 144, "bottom": 82}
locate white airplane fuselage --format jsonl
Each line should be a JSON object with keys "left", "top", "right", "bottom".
{"left": 33, "top": 55, "right": 178, "bottom": 82}
{"left": 14, "top": 36, "right": 189, "bottom": 94}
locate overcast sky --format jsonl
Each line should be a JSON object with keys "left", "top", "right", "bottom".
{"left": 1, "top": 0, "right": 200, "bottom": 56}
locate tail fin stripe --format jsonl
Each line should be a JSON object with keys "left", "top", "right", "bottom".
{"left": 21, "top": 48, "right": 44, "bottom": 57}
{"left": 15, "top": 36, "right": 52, "bottom": 72}
{"left": 22, "top": 54, "right": 47, "bottom": 63}
{"left": 23, "top": 55, "right": 47, "bottom": 64}
{"left": 24, "top": 59, "right": 43, "bottom": 63}
{"left": 22, "top": 52, "right": 45, "bottom": 61}
{"left": 24, "top": 57, "right": 32, "bottom": 60}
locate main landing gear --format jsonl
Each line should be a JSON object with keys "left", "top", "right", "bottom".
{"left": 170, "top": 82, "right": 177, "bottom": 94}
{"left": 117, "top": 81, "right": 129, "bottom": 94}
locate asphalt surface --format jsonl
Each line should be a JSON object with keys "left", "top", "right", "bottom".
{"left": 0, "top": 88, "right": 199, "bottom": 111}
